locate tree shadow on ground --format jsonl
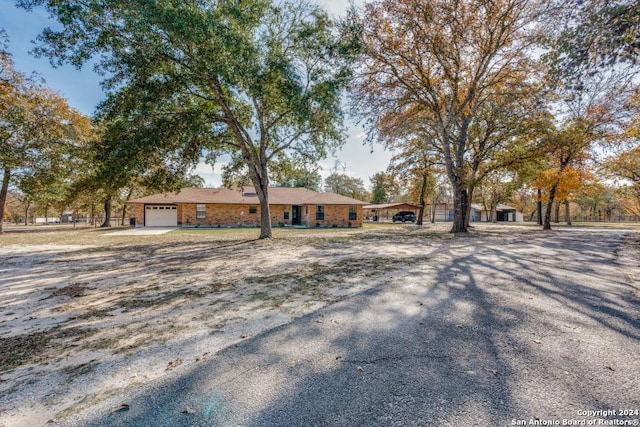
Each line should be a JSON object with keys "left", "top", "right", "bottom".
{"left": 46, "top": 230, "right": 640, "bottom": 426}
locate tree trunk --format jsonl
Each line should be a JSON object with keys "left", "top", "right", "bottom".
{"left": 450, "top": 178, "right": 468, "bottom": 233}
{"left": 554, "top": 201, "right": 560, "bottom": 223}
{"left": 24, "top": 202, "right": 29, "bottom": 226}
{"left": 416, "top": 172, "right": 427, "bottom": 225}
{"left": 543, "top": 185, "right": 558, "bottom": 230}
{"left": 121, "top": 189, "right": 133, "bottom": 226}
{"left": 564, "top": 200, "right": 572, "bottom": 225}
{"left": 537, "top": 188, "right": 543, "bottom": 226}
{"left": 0, "top": 169, "right": 10, "bottom": 234}
{"left": 465, "top": 186, "right": 474, "bottom": 228}
{"left": 248, "top": 161, "right": 272, "bottom": 239}
{"left": 431, "top": 198, "right": 436, "bottom": 223}
{"left": 100, "top": 197, "right": 112, "bottom": 228}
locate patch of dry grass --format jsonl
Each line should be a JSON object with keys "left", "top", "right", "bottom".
{"left": 0, "top": 327, "right": 94, "bottom": 372}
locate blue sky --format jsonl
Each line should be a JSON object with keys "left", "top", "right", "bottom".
{"left": 0, "top": 0, "right": 391, "bottom": 188}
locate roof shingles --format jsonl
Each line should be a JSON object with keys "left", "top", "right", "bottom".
{"left": 129, "top": 187, "right": 368, "bottom": 205}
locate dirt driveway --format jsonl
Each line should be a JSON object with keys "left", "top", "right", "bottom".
{"left": 0, "top": 224, "right": 638, "bottom": 426}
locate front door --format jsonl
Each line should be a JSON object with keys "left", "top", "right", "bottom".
{"left": 292, "top": 205, "right": 301, "bottom": 225}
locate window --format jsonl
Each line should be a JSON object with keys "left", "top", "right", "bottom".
{"left": 249, "top": 205, "right": 257, "bottom": 214}
{"left": 316, "top": 205, "right": 325, "bottom": 220}
{"left": 349, "top": 205, "right": 357, "bottom": 221}
{"left": 284, "top": 208, "right": 289, "bottom": 220}
{"left": 196, "top": 204, "right": 206, "bottom": 219}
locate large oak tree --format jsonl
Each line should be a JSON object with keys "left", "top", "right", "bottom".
{"left": 349, "top": 0, "right": 545, "bottom": 232}
{"left": 20, "top": 0, "right": 348, "bottom": 238}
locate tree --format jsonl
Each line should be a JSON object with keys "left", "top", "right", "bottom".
{"left": 533, "top": 161, "right": 585, "bottom": 226}
{"left": 21, "top": 0, "right": 348, "bottom": 239}
{"left": 349, "top": 0, "right": 545, "bottom": 232}
{"left": 1, "top": 32, "right": 92, "bottom": 232}
{"left": 65, "top": 119, "right": 210, "bottom": 228}
{"left": 369, "top": 172, "right": 400, "bottom": 204}
{"left": 604, "top": 146, "right": 640, "bottom": 191}
{"left": 603, "top": 145, "right": 640, "bottom": 215}
{"left": 534, "top": 70, "right": 634, "bottom": 230}
{"left": 477, "top": 170, "right": 523, "bottom": 223}
{"left": 324, "top": 173, "right": 368, "bottom": 200}
{"left": 265, "top": 155, "right": 322, "bottom": 191}
{"left": 2, "top": 190, "right": 23, "bottom": 224}
{"left": 615, "top": 185, "right": 640, "bottom": 217}
{"left": 572, "top": 177, "right": 621, "bottom": 221}
{"left": 544, "top": 0, "right": 640, "bottom": 82}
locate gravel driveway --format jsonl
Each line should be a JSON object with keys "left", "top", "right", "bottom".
{"left": 47, "top": 227, "right": 640, "bottom": 427}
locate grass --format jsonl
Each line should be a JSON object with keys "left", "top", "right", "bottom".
{"left": 562, "top": 221, "right": 640, "bottom": 230}
{"left": 0, "top": 327, "right": 94, "bottom": 372}
{"left": 2, "top": 221, "right": 639, "bottom": 253}
{"left": 2, "top": 221, "right": 638, "bottom": 248}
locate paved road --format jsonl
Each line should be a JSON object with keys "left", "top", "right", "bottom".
{"left": 57, "top": 229, "right": 640, "bottom": 426}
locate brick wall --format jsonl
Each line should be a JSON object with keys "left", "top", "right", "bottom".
{"left": 180, "top": 203, "right": 262, "bottom": 227}
{"left": 134, "top": 204, "right": 144, "bottom": 226}
{"left": 306, "top": 205, "right": 363, "bottom": 228}
{"left": 134, "top": 203, "right": 363, "bottom": 228}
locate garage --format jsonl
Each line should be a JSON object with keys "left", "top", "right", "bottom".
{"left": 144, "top": 205, "right": 178, "bottom": 227}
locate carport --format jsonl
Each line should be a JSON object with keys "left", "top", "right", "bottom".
{"left": 363, "top": 203, "right": 422, "bottom": 222}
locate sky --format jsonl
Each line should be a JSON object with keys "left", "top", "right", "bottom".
{"left": 0, "top": 0, "right": 392, "bottom": 189}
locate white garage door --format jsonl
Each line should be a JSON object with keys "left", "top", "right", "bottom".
{"left": 145, "top": 205, "right": 178, "bottom": 227}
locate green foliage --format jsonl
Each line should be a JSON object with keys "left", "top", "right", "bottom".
{"left": 543, "top": 0, "right": 640, "bottom": 82}
{"left": 269, "top": 155, "right": 323, "bottom": 191}
{"left": 1, "top": 33, "right": 93, "bottom": 231}
{"left": 573, "top": 178, "right": 618, "bottom": 217}
{"left": 369, "top": 172, "right": 400, "bottom": 204}
{"left": 324, "top": 173, "right": 368, "bottom": 200}
{"left": 21, "top": 0, "right": 349, "bottom": 238}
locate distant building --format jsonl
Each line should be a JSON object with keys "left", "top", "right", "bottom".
{"left": 364, "top": 202, "right": 524, "bottom": 223}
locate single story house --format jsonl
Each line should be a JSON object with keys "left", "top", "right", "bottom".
{"left": 129, "top": 187, "right": 368, "bottom": 228}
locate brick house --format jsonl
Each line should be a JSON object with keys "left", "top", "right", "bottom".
{"left": 129, "top": 187, "right": 368, "bottom": 228}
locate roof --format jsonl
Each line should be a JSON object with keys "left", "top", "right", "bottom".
{"left": 363, "top": 203, "right": 422, "bottom": 210}
{"left": 471, "top": 203, "right": 518, "bottom": 211}
{"left": 129, "top": 187, "right": 368, "bottom": 206}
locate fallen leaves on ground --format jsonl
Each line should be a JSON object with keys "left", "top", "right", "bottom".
{"left": 166, "top": 358, "right": 183, "bottom": 371}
